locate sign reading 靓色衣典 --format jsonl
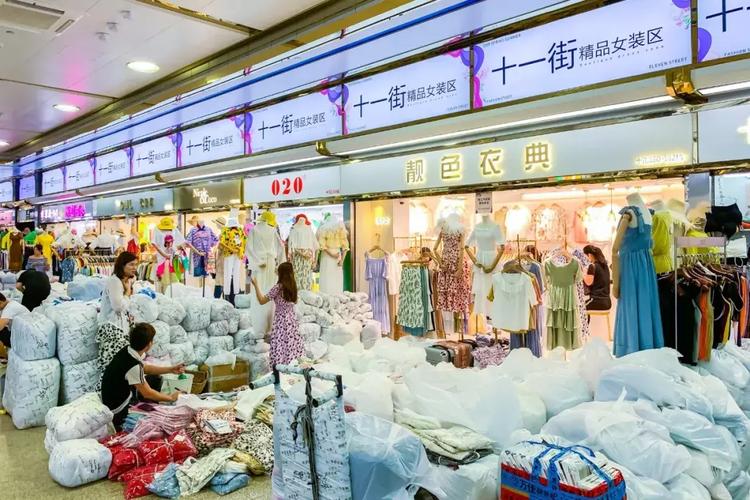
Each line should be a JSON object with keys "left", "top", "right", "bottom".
{"left": 698, "top": 0, "right": 750, "bottom": 62}
{"left": 475, "top": 0, "right": 692, "bottom": 107}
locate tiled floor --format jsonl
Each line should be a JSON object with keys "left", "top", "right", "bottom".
{"left": 0, "top": 414, "right": 271, "bottom": 499}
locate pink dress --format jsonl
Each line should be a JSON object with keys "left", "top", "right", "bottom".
{"left": 268, "top": 284, "right": 304, "bottom": 367}
{"left": 437, "top": 231, "right": 471, "bottom": 313}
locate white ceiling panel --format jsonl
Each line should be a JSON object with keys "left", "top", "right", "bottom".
{"left": 173, "top": 0, "right": 329, "bottom": 30}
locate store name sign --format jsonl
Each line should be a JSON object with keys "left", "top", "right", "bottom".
{"left": 193, "top": 188, "right": 217, "bottom": 205}
{"left": 244, "top": 165, "right": 340, "bottom": 204}
{"left": 42, "top": 168, "right": 65, "bottom": 195}
{"left": 634, "top": 152, "right": 688, "bottom": 167}
{"left": 95, "top": 148, "right": 131, "bottom": 185}
{"left": 65, "top": 160, "right": 94, "bottom": 190}
{"left": 132, "top": 136, "right": 176, "bottom": 176}
{"left": 40, "top": 201, "right": 93, "bottom": 222}
{"left": 697, "top": 0, "right": 750, "bottom": 62}
{"left": 0, "top": 181, "right": 12, "bottom": 203}
{"left": 476, "top": 0, "right": 692, "bottom": 107}
{"left": 175, "top": 180, "right": 241, "bottom": 209}
{"left": 95, "top": 189, "right": 174, "bottom": 217}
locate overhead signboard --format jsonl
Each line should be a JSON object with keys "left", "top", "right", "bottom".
{"left": 0, "top": 181, "right": 12, "bottom": 203}
{"left": 18, "top": 175, "right": 36, "bottom": 200}
{"left": 40, "top": 200, "right": 93, "bottom": 223}
{"left": 178, "top": 115, "right": 246, "bottom": 168}
{"left": 475, "top": 0, "right": 692, "bottom": 107}
{"left": 0, "top": 209, "right": 14, "bottom": 225}
{"left": 340, "top": 114, "right": 693, "bottom": 195}
{"left": 95, "top": 148, "right": 131, "bottom": 184}
{"left": 64, "top": 160, "right": 95, "bottom": 190}
{"left": 344, "top": 54, "right": 471, "bottom": 134}
{"left": 42, "top": 168, "right": 65, "bottom": 195}
{"left": 174, "top": 180, "right": 242, "bottom": 209}
{"left": 697, "top": 0, "right": 750, "bottom": 62}
{"left": 246, "top": 91, "right": 342, "bottom": 154}
{"left": 132, "top": 136, "right": 177, "bottom": 176}
{"left": 697, "top": 103, "right": 750, "bottom": 162}
{"left": 244, "top": 166, "right": 341, "bottom": 204}
{"left": 94, "top": 188, "right": 174, "bottom": 217}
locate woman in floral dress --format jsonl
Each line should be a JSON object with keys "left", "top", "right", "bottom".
{"left": 251, "top": 261, "right": 304, "bottom": 367}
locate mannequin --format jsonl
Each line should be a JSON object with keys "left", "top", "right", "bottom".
{"left": 152, "top": 218, "right": 185, "bottom": 293}
{"left": 433, "top": 213, "right": 471, "bottom": 336}
{"left": 219, "top": 209, "right": 246, "bottom": 305}
{"left": 124, "top": 220, "right": 140, "bottom": 255}
{"left": 649, "top": 199, "right": 674, "bottom": 274}
{"left": 465, "top": 214, "right": 505, "bottom": 320}
{"left": 8, "top": 227, "right": 23, "bottom": 272}
{"left": 317, "top": 214, "right": 349, "bottom": 294}
{"left": 185, "top": 217, "right": 218, "bottom": 279}
{"left": 287, "top": 214, "right": 318, "bottom": 291}
{"left": 35, "top": 228, "right": 55, "bottom": 266}
{"left": 612, "top": 193, "right": 663, "bottom": 357}
{"left": 246, "top": 210, "right": 285, "bottom": 334}
{"left": 365, "top": 233, "right": 390, "bottom": 333}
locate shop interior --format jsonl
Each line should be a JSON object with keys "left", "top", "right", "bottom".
{"left": 355, "top": 178, "right": 685, "bottom": 345}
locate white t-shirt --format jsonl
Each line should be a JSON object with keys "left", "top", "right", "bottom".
{"left": 1, "top": 300, "right": 28, "bottom": 326}
{"left": 491, "top": 272, "right": 538, "bottom": 332}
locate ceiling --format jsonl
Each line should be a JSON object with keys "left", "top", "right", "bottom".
{"left": 0, "top": 0, "right": 408, "bottom": 161}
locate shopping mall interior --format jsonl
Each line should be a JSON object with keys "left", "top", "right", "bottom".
{"left": 3, "top": 0, "right": 750, "bottom": 498}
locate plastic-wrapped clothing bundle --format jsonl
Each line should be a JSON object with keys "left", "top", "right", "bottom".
{"left": 129, "top": 294, "right": 159, "bottom": 323}
{"left": 520, "top": 368, "right": 592, "bottom": 419}
{"left": 299, "top": 323, "right": 321, "bottom": 344}
{"left": 44, "top": 425, "right": 109, "bottom": 454}
{"left": 156, "top": 295, "right": 186, "bottom": 326}
{"left": 208, "top": 336, "right": 234, "bottom": 355}
{"left": 146, "top": 463, "right": 180, "bottom": 499}
{"left": 210, "top": 298, "right": 234, "bottom": 321}
{"left": 432, "top": 454, "right": 499, "bottom": 500}
{"left": 46, "top": 302, "right": 98, "bottom": 365}
{"left": 48, "top": 439, "right": 112, "bottom": 487}
{"left": 345, "top": 373, "right": 394, "bottom": 421}
{"left": 569, "top": 337, "right": 615, "bottom": 392}
{"left": 233, "top": 329, "right": 254, "bottom": 348}
{"left": 230, "top": 420, "right": 274, "bottom": 472}
{"left": 11, "top": 312, "right": 56, "bottom": 361}
{"left": 210, "top": 472, "right": 250, "bottom": 495}
{"left": 4, "top": 350, "right": 60, "bottom": 428}
{"left": 667, "top": 474, "right": 711, "bottom": 500}
{"left": 700, "top": 348, "right": 750, "bottom": 393}
{"left": 46, "top": 392, "right": 113, "bottom": 441}
{"left": 169, "top": 325, "right": 188, "bottom": 344}
{"left": 360, "top": 320, "right": 381, "bottom": 349}
{"left": 516, "top": 386, "right": 547, "bottom": 434}
{"left": 238, "top": 310, "right": 252, "bottom": 329}
{"left": 123, "top": 464, "right": 169, "bottom": 499}
{"left": 207, "top": 320, "right": 230, "bottom": 337}
{"left": 188, "top": 330, "right": 210, "bottom": 365}
{"left": 541, "top": 401, "right": 691, "bottom": 483}
{"left": 175, "top": 448, "right": 236, "bottom": 496}
{"left": 60, "top": 359, "right": 101, "bottom": 404}
{"left": 234, "top": 294, "right": 252, "bottom": 309}
{"left": 165, "top": 342, "right": 195, "bottom": 366}
{"left": 67, "top": 275, "right": 106, "bottom": 301}
{"left": 181, "top": 297, "right": 212, "bottom": 331}
{"left": 321, "top": 322, "right": 361, "bottom": 346}
{"left": 299, "top": 290, "right": 323, "bottom": 307}
{"left": 204, "top": 352, "right": 236, "bottom": 367}
{"left": 227, "top": 308, "right": 240, "bottom": 334}
{"left": 246, "top": 341, "right": 270, "bottom": 354}
{"left": 346, "top": 412, "right": 444, "bottom": 500}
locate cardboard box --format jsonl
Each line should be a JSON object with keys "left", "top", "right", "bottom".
{"left": 199, "top": 360, "right": 250, "bottom": 393}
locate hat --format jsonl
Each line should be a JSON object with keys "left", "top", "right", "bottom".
{"left": 157, "top": 217, "right": 174, "bottom": 231}
{"left": 666, "top": 199, "right": 693, "bottom": 228}
{"left": 213, "top": 216, "right": 226, "bottom": 228}
{"left": 294, "top": 214, "right": 310, "bottom": 225}
{"left": 188, "top": 215, "right": 200, "bottom": 226}
{"left": 259, "top": 210, "right": 277, "bottom": 227}
{"left": 227, "top": 209, "right": 240, "bottom": 228}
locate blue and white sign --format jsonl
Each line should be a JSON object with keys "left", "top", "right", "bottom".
{"left": 64, "top": 160, "right": 95, "bottom": 190}
{"left": 476, "top": 0, "right": 692, "bottom": 107}
{"left": 95, "top": 148, "right": 131, "bottom": 185}
{"left": 18, "top": 176, "right": 36, "bottom": 199}
{"left": 698, "top": 0, "right": 750, "bottom": 61}
{"left": 247, "top": 91, "right": 342, "bottom": 154}
{"left": 42, "top": 168, "right": 65, "bottom": 195}
{"left": 178, "top": 116, "right": 246, "bottom": 168}
{"left": 132, "top": 135, "right": 176, "bottom": 176}
{"left": 0, "top": 181, "right": 12, "bottom": 203}
{"left": 344, "top": 54, "right": 471, "bottom": 134}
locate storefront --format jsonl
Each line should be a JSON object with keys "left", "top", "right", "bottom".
{"left": 39, "top": 200, "right": 96, "bottom": 237}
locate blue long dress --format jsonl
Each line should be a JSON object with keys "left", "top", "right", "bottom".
{"left": 613, "top": 206, "right": 664, "bottom": 357}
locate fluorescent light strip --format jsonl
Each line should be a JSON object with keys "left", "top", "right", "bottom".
{"left": 83, "top": 183, "right": 163, "bottom": 197}
{"left": 338, "top": 96, "right": 675, "bottom": 156}
{"left": 520, "top": 184, "right": 667, "bottom": 201}
{"left": 700, "top": 81, "right": 750, "bottom": 96}
{"left": 168, "top": 156, "right": 323, "bottom": 183}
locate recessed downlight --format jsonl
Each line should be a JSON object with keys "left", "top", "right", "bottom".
{"left": 53, "top": 103, "right": 80, "bottom": 113}
{"left": 127, "top": 60, "right": 160, "bottom": 73}
{"left": 0, "top": 140, "right": 9, "bottom": 147}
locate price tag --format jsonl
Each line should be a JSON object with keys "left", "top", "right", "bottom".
{"left": 476, "top": 192, "right": 493, "bottom": 215}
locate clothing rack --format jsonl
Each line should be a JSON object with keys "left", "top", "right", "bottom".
{"left": 672, "top": 235, "right": 727, "bottom": 355}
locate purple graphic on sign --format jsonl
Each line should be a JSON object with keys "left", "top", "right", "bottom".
{"left": 320, "top": 80, "right": 347, "bottom": 134}
{"left": 671, "top": 0, "right": 690, "bottom": 8}
{"left": 89, "top": 157, "right": 97, "bottom": 185}
{"left": 244, "top": 112, "right": 254, "bottom": 154}
{"left": 170, "top": 132, "right": 183, "bottom": 168}
{"left": 443, "top": 35, "right": 481, "bottom": 108}
{"left": 125, "top": 146, "right": 134, "bottom": 177}
{"left": 698, "top": 28, "right": 712, "bottom": 62}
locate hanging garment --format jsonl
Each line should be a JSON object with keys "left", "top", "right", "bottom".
{"left": 9, "top": 232, "right": 23, "bottom": 272}
{"left": 544, "top": 258, "right": 582, "bottom": 351}
{"left": 651, "top": 210, "right": 674, "bottom": 274}
{"left": 613, "top": 206, "right": 664, "bottom": 357}
{"left": 246, "top": 222, "right": 283, "bottom": 336}
{"left": 186, "top": 225, "right": 218, "bottom": 278}
{"left": 549, "top": 248, "right": 591, "bottom": 340}
{"left": 317, "top": 219, "right": 349, "bottom": 295}
{"left": 268, "top": 284, "right": 304, "bottom": 367}
{"left": 365, "top": 254, "right": 390, "bottom": 333}
{"left": 35, "top": 232, "right": 55, "bottom": 265}
{"left": 491, "top": 272, "right": 537, "bottom": 332}
{"left": 288, "top": 220, "right": 318, "bottom": 291}
{"left": 436, "top": 231, "right": 471, "bottom": 314}
{"left": 60, "top": 257, "right": 76, "bottom": 284}
{"left": 319, "top": 252, "right": 343, "bottom": 295}
{"left": 509, "top": 261, "right": 544, "bottom": 357}
{"left": 658, "top": 275, "right": 701, "bottom": 365}
{"left": 397, "top": 266, "right": 425, "bottom": 331}
{"left": 222, "top": 255, "right": 245, "bottom": 296}
{"left": 467, "top": 221, "right": 505, "bottom": 316}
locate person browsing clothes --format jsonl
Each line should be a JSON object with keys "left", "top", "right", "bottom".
{"left": 0, "top": 293, "right": 29, "bottom": 351}
{"left": 583, "top": 244, "right": 612, "bottom": 311}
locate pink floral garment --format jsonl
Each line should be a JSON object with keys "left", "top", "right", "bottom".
{"left": 437, "top": 231, "right": 471, "bottom": 313}
{"left": 268, "top": 284, "right": 304, "bottom": 367}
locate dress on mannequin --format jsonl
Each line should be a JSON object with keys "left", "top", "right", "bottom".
{"left": 365, "top": 251, "right": 390, "bottom": 333}
{"left": 219, "top": 213, "right": 246, "bottom": 302}
{"left": 9, "top": 230, "right": 23, "bottom": 272}
{"left": 650, "top": 201, "right": 674, "bottom": 274}
{"left": 152, "top": 219, "right": 185, "bottom": 289}
{"left": 317, "top": 217, "right": 349, "bottom": 295}
{"left": 287, "top": 215, "right": 318, "bottom": 291}
{"left": 246, "top": 212, "right": 285, "bottom": 335}
{"left": 613, "top": 205, "right": 664, "bottom": 357}
{"left": 466, "top": 218, "right": 505, "bottom": 316}
{"left": 436, "top": 218, "right": 471, "bottom": 314}
{"left": 545, "top": 258, "right": 582, "bottom": 350}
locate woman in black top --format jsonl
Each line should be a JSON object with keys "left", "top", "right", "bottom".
{"left": 15, "top": 269, "right": 51, "bottom": 311}
{"left": 583, "top": 245, "right": 612, "bottom": 311}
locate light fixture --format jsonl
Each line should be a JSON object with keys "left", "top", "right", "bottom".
{"left": 700, "top": 81, "right": 750, "bottom": 96}
{"left": 0, "top": 140, "right": 8, "bottom": 147}
{"left": 127, "top": 60, "right": 160, "bottom": 73}
{"left": 53, "top": 103, "right": 80, "bottom": 113}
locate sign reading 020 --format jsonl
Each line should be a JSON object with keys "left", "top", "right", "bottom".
{"left": 270, "top": 176, "right": 304, "bottom": 197}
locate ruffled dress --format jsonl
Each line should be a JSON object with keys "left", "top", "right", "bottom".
{"left": 544, "top": 259, "right": 582, "bottom": 350}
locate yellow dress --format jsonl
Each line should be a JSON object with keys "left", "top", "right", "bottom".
{"left": 35, "top": 232, "right": 55, "bottom": 264}
{"left": 651, "top": 211, "right": 673, "bottom": 274}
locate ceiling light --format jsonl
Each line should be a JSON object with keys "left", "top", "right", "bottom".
{"left": 0, "top": 140, "right": 8, "bottom": 147}
{"left": 53, "top": 103, "right": 80, "bottom": 113}
{"left": 127, "top": 61, "right": 160, "bottom": 73}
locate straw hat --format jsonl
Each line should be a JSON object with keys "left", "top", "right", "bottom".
{"left": 213, "top": 216, "right": 226, "bottom": 228}
{"left": 666, "top": 199, "right": 693, "bottom": 228}
{"left": 259, "top": 210, "right": 277, "bottom": 227}
{"left": 157, "top": 217, "right": 174, "bottom": 231}
{"left": 188, "top": 215, "right": 201, "bottom": 226}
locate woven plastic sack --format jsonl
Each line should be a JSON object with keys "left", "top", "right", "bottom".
{"left": 209, "top": 336, "right": 234, "bottom": 355}
{"left": 67, "top": 275, "right": 106, "bottom": 301}
{"left": 211, "top": 299, "right": 234, "bottom": 321}
{"left": 360, "top": 320, "right": 381, "bottom": 349}
{"left": 210, "top": 472, "right": 250, "bottom": 495}
{"left": 233, "top": 329, "right": 254, "bottom": 348}
{"left": 234, "top": 294, "right": 252, "bottom": 309}
{"left": 247, "top": 341, "right": 270, "bottom": 354}
{"left": 165, "top": 342, "right": 195, "bottom": 366}
{"left": 46, "top": 302, "right": 98, "bottom": 365}
{"left": 157, "top": 295, "right": 187, "bottom": 326}
{"left": 169, "top": 324, "right": 188, "bottom": 344}
{"left": 5, "top": 350, "right": 60, "bottom": 429}
{"left": 299, "top": 290, "right": 323, "bottom": 307}
{"left": 46, "top": 392, "right": 113, "bottom": 441}
{"left": 189, "top": 330, "right": 209, "bottom": 366}
{"left": 147, "top": 463, "right": 180, "bottom": 499}
{"left": 299, "top": 323, "right": 321, "bottom": 344}
{"left": 129, "top": 294, "right": 159, "bottom": 323}
{"left": 45, "top": 425, "right": 109, "bottom": 454}
{"left": 151, "top": 320, "right": 170, "bottom": 344}
{"left": 49, "top": 438, "right": 112, "bottom": 487}
{"left": 181, "top": 297, "right": 212, "bottom": 331}
{"left": 238, "top": 310, "right": 252, "bottom": 329}
{"left": 208, "top": 320, "right": 230, "bottom": 337}
{"left": 227, "top": 309, "right": 240, "bottom": 334}
{"left": 11, "top": 311, "right": 56, "bottom": 361}
{"left": 61, "top": 359, "right": 101, "bottom": 404}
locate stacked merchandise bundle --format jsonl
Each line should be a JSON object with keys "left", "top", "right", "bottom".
{"left": 229, "top": 306, "right": 269, "bottom": 382}
{"left": 0, "top": 271, "right": 17, "bottom": 291}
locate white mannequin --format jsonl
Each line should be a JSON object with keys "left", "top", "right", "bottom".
{"left": 220, "top": 209, "right": 246, "bottom": 297}
{"left": 612, "top": 193, "right": 651, "bottom": 297}
{"left": 246, "top": 211, "right": 284, "bottom": 334}
{"left": 649, "top": 199, "right": 667, "bottom": 212}
{"left": 317, "top": 215, "right": 349, "bottom": 295}
{"left": 465, "top": 214, "right": 505, "bottom": 318}
{"left": 287, "top": 215, "right": 319, "bottom": 291}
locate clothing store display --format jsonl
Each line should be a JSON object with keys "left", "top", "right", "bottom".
{"left": 317, "top": 217, "right": 349, "bottom": 294}
{"left": 467, "top": 220, "right": 505, "bottom": 315}
{"left": 220, "top": 226, "right": 246, "bottom": 297}
{"left": 544, "top": 258, "right": 582, "bottom": 350}
{"left": 268, "top": 283, "right": 304, "bottom": 367}
{"left": 246, "top": 220, "right": 284, "bottom": 335}
{"left": 614, "top": 206, "right": 664, "bottom": 357}
{"left": 533, "top": 204, "right": 567, "bottom": 242}
{"left": 585, "top": 261, "right": 612, "bottom": 311}
{"left": 491, "top": 272, "right": 538, "bottom": 332}
{"left": 186, "top": 224, "right": 218, "bottom": 278}
{"left": 9, "top": 231, "right": 22, "bottom": 271}
{"left": 706, "top": 203, "right": 742, "bottom": 238}
{"left": 651, "top": 209, "right": 674, "bottom": 274}
{"left": 397, "top": 264, "right": 434, "bottom": 336}
{"left": 436, "top": 230, "right": 471, "bottom": 314}
{"left": 287, "top": 217, "right": 319, "bottom": 291}
{"left": 365, "top": 252, "right": 390, "bottom": 333}
{"left": 35, "top": 231, "right": 55, "bottom": 264}
{"left": 549, "top": 248, "right": 590, "bottom": 340}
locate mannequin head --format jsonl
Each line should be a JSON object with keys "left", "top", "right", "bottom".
{"left": 227, "top": 209, "right": 240, "bottom": 229}
{"left": 626, "top": 192, "right": 651, "bottom": 225}
{"left": 649, "top": 199, "right": 666, "bottom": 212}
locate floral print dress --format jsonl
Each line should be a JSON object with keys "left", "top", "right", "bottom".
{"left": 268, "top": 284, "right": 304, "bottom": 367}
{"left": 437, "top": 231, "right": 471, "bottom": 313}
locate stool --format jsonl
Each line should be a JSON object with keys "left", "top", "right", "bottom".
{"left": 587, "top": 310, "right": 612, "bottom": 341}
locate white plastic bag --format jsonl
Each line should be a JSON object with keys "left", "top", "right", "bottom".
{"left": 128, "top": 294, "right": 159, "bottom": 323}
{"left": 208, "top": 336, "right": 234, "bottom": 355}
{"left": 521, "top": 368, "right": 592, "bottom": 419}
{"left": 345, "top": 373, "right": 394, "bottom": 421}
{"left": 210, "top": 298, "right": 234, "bottom": 321}
{"left": 10, "top": 312, "right": 56, "bottom": 361}
{"left": 666, "top": 474, "right": 711, "bottom": 500}
{"left": 46, "top": 302, "right": 98, "bottom": 365}
{"left": 234, "top": 294, "right": 252, "bottom": 309}
{"left": 46, "top": 392, "right": 113, "bottom": 442}
{"left": 181, "top": 297, "right": 212, "bottom": 331}
{"left": 204, "top": 351, "right": 236, "bottom": 367}
{"left": 238, "top": 310, "right": 252, "bottom": 329}
{"left": 166, "top": 342, "right": 195, "bottom": 366}
{"left": 299, "top": 323, "right": 321, "bottom": 344}
{"left": 207, "top": 320, "right": 230, "bottom": 337}
{"left": 45, "top": 425, "right": 108, "bottom": 454}
{"left": 48, "top": 439, "right": 112, "bottom": 487}
{"left": 5, "top": 350, "right": 60, "bottom": 429}
{"left": 169, "top": 324, "right": 188, "bottom": 344}
{"left": 60, "top": 359, "right": 101, "bottom": 404}
{"left": 157, "top": 295, "right": 187, "bottom": 326}
{"left": 569, "top": 337, "right": 614, "bottom": 392}
{"left": 360, "top": 320, "right": 381, "bottom": 349}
